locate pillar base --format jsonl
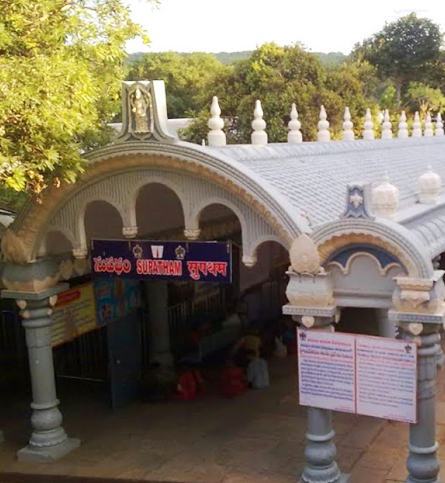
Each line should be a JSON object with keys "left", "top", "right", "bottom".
{"left": 301, "top": 473, "right": 350, "bottom": 483}
{"left": 17, "top": 437, "right": 80, "bottom": 462}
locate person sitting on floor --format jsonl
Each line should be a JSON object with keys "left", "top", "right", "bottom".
{"left": 172, "top": 368, "right": 206, "bottom": 401}
{"left": 246, "top": 350, "right": 270, "bottom": 389}
{"left": 231, "top": 325, "right": 262, "bottom": 368}
{"left": 221, "top": 359, "right": 246, "bottom": 398}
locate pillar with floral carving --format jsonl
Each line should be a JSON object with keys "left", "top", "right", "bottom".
{"left": 283, "top": 234, "right": 349, "bottom": 483}
{"left": 389, "top": 272, "right": 445, "bottom": 483}
{"left": 1, "top": 260, "right": 80, "bottom": 462}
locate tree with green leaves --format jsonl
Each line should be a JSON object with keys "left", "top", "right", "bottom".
{"left": 127, "top": 51, "right": 231, "bottom": 119}
{"left": 405, "top": 82, "right": 445, "bottom": 115}
{"left": 0, "top": 0, "right": 154, "bottom": 208}
{"left": 352, "top": 14, "right": 444, "bottom": 103}
{"left": 180, "top": 43, "right": 380, "bottom": 144}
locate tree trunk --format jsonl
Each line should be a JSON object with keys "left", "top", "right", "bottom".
{"left": 396, "top": 81, "right": 402, "bottom": 104}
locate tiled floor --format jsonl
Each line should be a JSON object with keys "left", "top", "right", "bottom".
{"left": 0, "top": 353, "right": 444, "bottom": 483}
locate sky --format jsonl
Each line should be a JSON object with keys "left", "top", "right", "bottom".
{"left": 126, "top": 0, "right": 445, "bottom": 55}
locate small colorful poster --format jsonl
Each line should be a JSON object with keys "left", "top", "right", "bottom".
{"left": 51, "top": 283, "right": 97, "bottom": 347}
{"left": 297, "top": 328, "right": 356, "bottom": 413}
{"left": 90, "top": 239, "right": 232, "bottom": 283}
{"left": 94, "top": 279, "right": 141, "bottom": 326}
{"left": 356, "top": 335, "right": 417, "bottom": 423}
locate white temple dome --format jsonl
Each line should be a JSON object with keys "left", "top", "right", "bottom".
{"left": 372, "top": 175, "right": 399, "bottom": 219}
{"left": 419, "top": 166, "right": 441, "bottom": 204}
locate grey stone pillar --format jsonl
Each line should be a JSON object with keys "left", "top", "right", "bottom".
{"left": 399, "top": 323, "right": 441, "bottom": 483}
{"left": 146, "top": 281, "right": 173, "bottom": 366}
{"left": 296, "top": 315, "right": 349, "bottom": 483}
{"left": 0, "top": 430, "right": 4, "bottom": 443}
{"left": 377, "top": 308, "right": 397, "bottom": 338}
{"left": 432, "top": 257, "right": 444, "bottom": 369}
{"left": 3, "top": 287, "right": 80, "bottom": 461}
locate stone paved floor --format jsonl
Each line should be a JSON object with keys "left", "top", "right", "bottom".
{"left": 1, "top": 354, "right": 445, "bottom": 483}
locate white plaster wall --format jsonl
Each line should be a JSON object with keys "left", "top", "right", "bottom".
{"left": 136, "top": 183, "right": 184, "bottom": 236}
{"left": 84, "top": 200, "right": 124, "bottom": 242}
{"left": 45, "top": 231, "right": 73, "bottom": 256}
{"left": 330, "top": 255, "right": 406, "bottom": 308}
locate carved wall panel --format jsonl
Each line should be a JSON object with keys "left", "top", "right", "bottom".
{"left": 40, "top": 168, "right": 286, "bottom": 266}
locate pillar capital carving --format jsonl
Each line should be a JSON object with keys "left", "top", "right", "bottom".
{"left": 389, "top": 271, "right": 445, "bottom": 322}
{"left": 184, "top": 228, "right": 201, "bottom": 240}
{"left": 286, "top": 269, "right": 335, "bottom": 316}
{"left": 1, "top": 259, "right": 61, "bottom": 294}
{"left": 122, "top": 226, "right": 138, "bottom": 238}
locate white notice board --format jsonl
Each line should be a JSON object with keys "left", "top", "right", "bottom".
{"left": 356, "top": 335, "right": 417, "bottom": 423}
{"left": 297, "top": 329, "right": 356, "bottom": 413}
{"left": 297, "top": 329, "right": 417, "bottom": 423}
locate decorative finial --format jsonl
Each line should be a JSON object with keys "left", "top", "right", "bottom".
{"left": 424, "top": 112, "right": 434, "bottom": 137}
{"left": 342, "top": 107, "right": 354, "bottom": 141}
{"left": 317, "top": 105, "right": 330, "bottom": 142}
{"left": 412, "top": 111, "right": 422, "bottom": 138}
{"left": 398, "top": 111, "right": 408, "bottom": 138}
{"left": 435, "top": 113, "right": 444, "bottom": 137}
{"left": 289, "top": 234, "right": 321, "bottom": 275}
{"left": 378, "top": 111, "right": 384, "bottom": 124}
{"left": 363, "top": 108, "right": 374, "bottom": 140}
{"left": 372, "top": 174, "right": 399, "bottom": 219}
{"left": 381, "top": 109, "right": 392, "bottom": 139}
{"left": 288, "top": 103, "right": 302, "bottom": 143}
{"left": 251, "top": 100, "right": 267, "bottom": 145}
{"left": 207, "top": 96, "right": 226, "bottom": 146}
{"left": 419, "top": 165, "right": 441, "bottom": 204}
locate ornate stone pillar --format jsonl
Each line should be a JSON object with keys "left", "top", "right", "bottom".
{"left": 284, "top": 234, "right": 348, "bottom": 483}
{"left": 145, "top": 281, "right": 173, "bottom": 366}
{"left": 1, "top": 259, "right": 80, "bottom": 461}
{"left": 2, "top": 287, "right": 80, "bottom": 461}
{"left": 397, "top": 323, "right": 441, "bottom": 483}
{"left": 389, "top": 272, "right": 445, "bottom": 483}
{"left": 294, "top": 312, "right": 348, "bottom": 483}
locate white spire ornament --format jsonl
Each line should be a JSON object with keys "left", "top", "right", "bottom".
{"left": 381, "top": 109, "right": 392, "bottom": 139}
{"left": 207, "top": 96, "right": 226, "bottom": 146}
{"left": 419, "top": 166, "right": 441, "bottom": 204}
{"left": 317, "top": 105, "right": 330, "bottom": 142}
{"left": 412, "top": 111, "right": 422, "bottom": 137}
{"left": 288, "top": 103, "right": 302, "bottom": 143}
{"left": 435, "top": 113, "right": 444, "bottom": 137}
{"left": 398, "top": 111, "right": 408, "bottom": 138}
{"left": 342, "top": 107, "right": 354, "bottom": 141}
{"left": 363, "top": 108, "right": 374, "bottom": 140}
{"left": 424, "top": 112, "right": 434, "bottom": 137}
{"left": 372, "top": 174, "right": 399, "bottom": 219}
{"left": 251, "top": 100, "right": 267, "bottom": 145}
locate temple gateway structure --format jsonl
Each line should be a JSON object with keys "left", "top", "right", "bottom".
{"left": 1, "top": 80, "right": 445, "bottom": 483}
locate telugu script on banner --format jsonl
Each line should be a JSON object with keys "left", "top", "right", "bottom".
{"left": 297, "top": 328, "right": 417, "bottom": 423}
{"left": 91, "top": 239, "right": 232, "bottom": 283}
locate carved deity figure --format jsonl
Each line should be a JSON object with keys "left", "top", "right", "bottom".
{"left": 130, "top": 87, "right": 151, "bottom": 133}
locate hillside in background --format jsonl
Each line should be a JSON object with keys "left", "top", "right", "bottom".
{"left": 126, "top": 50, "right": 348, "bottom": 67}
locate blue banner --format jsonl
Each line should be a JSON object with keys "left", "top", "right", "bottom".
{"left": 91, "top": 239, "right": 232, "bottom": 283}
